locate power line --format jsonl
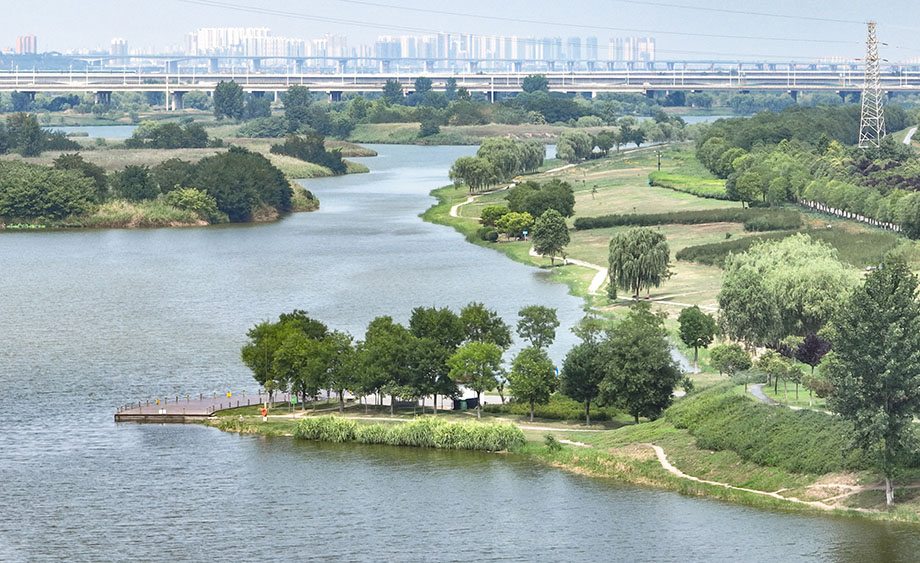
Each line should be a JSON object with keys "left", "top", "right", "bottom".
{"left": 177, "top": 0, "right": 860, "bottom": 47}
{"left": 608, "top": 0, "right": 866, "bottom": 26}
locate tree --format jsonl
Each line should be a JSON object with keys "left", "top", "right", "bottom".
{"left": 795, "top": 333, "right": 831, "bottom": 406}
{"left": 516, "top": 305, "right": 559, "bottom": 350}
{"left": 608, "top": 227, "right": 671, "bottom": 298}
{"left": 326, "top": 330, "right": 355, "bottom": 412}
{"left": 447, "top": 341, "right": 504, "bottom": 418}
{"left": 708, "top": 343, "right": 751, "bottom": 379}
{"left": 357, "top": 315, "right": 413, "bottom": 414}
{"left": 677, "top": 306, "right": 718, "bottom": 368}
{"left": 382, "top": 80, "right": 404, "bottom": 104}
{"left": 449, "top": 156, "right": 496, "bottom": 192}
{"left": 460, "top": 302, "right": 512, "bottom": 350}
{"left": 409, "top": 306, "right": 465, "bottom": 412}
{"left": 522, "top": 74, "right": 549, "bottom": 93}
{"left": 414, "top": 76, "right": 433, "bottom": 95}
{"left": 244, "top": 97, "right": 272, "bottom": 120}
{"left": 479, "top": 205, "right": 510, "bottom": 227}
{"left": 53, "top": 153, "right": 107, "bottom": 202}
{"left": 418, "top": 120, "right": 440, "bottom": 137}
{"left": 823, "top": 258, "right": 920, "bottom": 506}
{"left": 532, "top": 208, "right": 570, "bottom": 266}
{"left": 283, "top": 85, "right": 312, "bottom": 132}
{"left": 756, "top": 349, "right": 798, "bottom": 400}
{"left": 495, "top": 211, "right": 534, "bottom": 239}
{"left": 560, "top": 341, "right": 606, "bottom": 424}
{"left": 477, "top": 138, "right": 522, "bottom": 181}
{"left": 733, "top": 171, "right": 765, "bottom": 208}
{"left": 7, "top": 112, "right": 44, "bottom": 156}
{"left": 508, "top": 347, "right": 557, "bottom": 421}
{"left": 273, "top": 333, "right": 333, "bottom": 407}
{"left": 115, "top": 165, "right": 158, "bottom": 201}
{"left": 718, "top": 234, "right": 856, "bottom": 347}
{"left": 213, "top": 80, "right": 244, "bottom": 120}
{"left": 600, "top": 303, "right": 681, "bottom": 423}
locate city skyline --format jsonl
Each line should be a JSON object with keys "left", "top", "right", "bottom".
{"left": 4, "top": 0, "right": 920, "bottom": 62}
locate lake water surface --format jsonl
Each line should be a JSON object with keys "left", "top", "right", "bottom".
{"left": 1, "top": 145, "right": 918, "bottom": 561}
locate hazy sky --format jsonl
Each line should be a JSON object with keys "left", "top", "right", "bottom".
{"left": 5, "top": 0, "right": 920, "bottom": 62}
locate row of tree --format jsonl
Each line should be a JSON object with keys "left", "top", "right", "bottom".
{"left": 123, "top": 121, "right": 219, "bottom": 149}
{"left": 449, "top": 139, "right": 545, "bottom": 192}
{"left": 241, "top": 303, "right": 562, "bottom": 419}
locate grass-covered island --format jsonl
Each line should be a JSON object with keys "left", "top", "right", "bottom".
{"left": 0, "top": 113, "right": 374, "bottom": 229}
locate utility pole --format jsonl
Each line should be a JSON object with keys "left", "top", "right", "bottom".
{"left": 858, "top": 21, "right": 885, "bottom": 149}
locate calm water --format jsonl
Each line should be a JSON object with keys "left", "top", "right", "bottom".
{"left": 1, "top": 145, "right": 918, "bottom": 561}
{"left": 45, "top": 125, "right": 138, "bottom": 139}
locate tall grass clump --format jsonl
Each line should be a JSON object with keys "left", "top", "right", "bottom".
{"left": 293, "top": 416, "right": 358, "bottom": 442}
{"left": 293, "top": 416, "right": 525, "bottom": 452}
{"left": 666, "top": 385, "right": 866, "bottom": 474}
{"left": 574, "top": 208, "right": 801, "bottom": 231}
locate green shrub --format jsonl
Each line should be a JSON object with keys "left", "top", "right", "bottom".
{"left": 293, "top": 416, "right": 525, "bottom": 451}
{"left": 666, "top": 385, "right": 867, "bottom": 474}
{"left": 483, "top": 394, "right": 615, "bottom": 421}
{"left": 648, "top": 171, "right": 729, "bottom": 199}
{"left": 477, "top": 226, "right": 499, "bottom": 242}
{"left": 574, "top": 208, "right": 801, "bottom": 231}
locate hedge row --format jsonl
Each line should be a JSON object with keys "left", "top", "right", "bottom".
{"left": 483, "top": 394, "right": 616, "bottom": 421}
{"left": 648, "top": 172, "right": 729, "bottom": 200}
{"left": 574, "top": 208, "right": 802, "bottom": 232}
{"left": 666, "top": 386, "right": 866, "bottom": 474}
{"left": 292, "top": 416, "right": 525, "bottom": 452}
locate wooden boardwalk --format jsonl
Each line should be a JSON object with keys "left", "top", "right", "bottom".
{"left": 114, "top": 391, "right": 291, "bottom": 423}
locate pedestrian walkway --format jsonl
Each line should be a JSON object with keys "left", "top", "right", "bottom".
{"left": 114, "top": 391, "right": 290, "bottom": 422}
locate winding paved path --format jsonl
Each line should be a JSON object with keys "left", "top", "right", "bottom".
{"left": 904, "top": 126, "right": 918, "bottom": 145}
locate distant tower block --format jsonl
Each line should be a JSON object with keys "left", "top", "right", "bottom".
{"left": 858, "top": 21, "right": 885, "bottom": 149}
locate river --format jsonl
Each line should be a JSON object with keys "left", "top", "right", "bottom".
{"left": 1, "top": 145, "right": 918, "bottom": 561}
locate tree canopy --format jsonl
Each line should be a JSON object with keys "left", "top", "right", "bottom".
{"left": 608, "top": 227, "right": 671, "bottom": 297}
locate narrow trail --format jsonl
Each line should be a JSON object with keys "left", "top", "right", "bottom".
{"left": 642, "top": 443, "right": 862, "bottom": 512}
{"left": 449, "top": 196, "right": 475, "bottom": 218}
{"left": 904, "top": 126, "right": 918, "bottom": 145}
{"left": 528, "top": 246, "right": 608, "bottom": 295}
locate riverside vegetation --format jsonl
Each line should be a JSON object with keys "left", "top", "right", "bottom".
{"left": 0, "top": 112, "right": 376, "bottom": 229}
{"left": 415, "top": 101, "right": 920, "bottom": 517}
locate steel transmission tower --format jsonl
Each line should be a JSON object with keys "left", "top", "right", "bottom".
{"left": 858, "top": 21, "right": 885, "bottom": 148}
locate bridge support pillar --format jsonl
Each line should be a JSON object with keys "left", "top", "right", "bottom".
{"left": 94, "top": 91, "right": 112, "bottom": 105}
{"left": 467, "top": 61, "right": 479, "bottom": 73}
{"left": 425, "top": 60, "right": 435, "bottom": 73}
{"left": 645, "top": 89, "right": 655, "bottom": 99}
{"left": 379, "top": 59, "right": 391, "bottom": 73}
{"left": 512, "top": 61, "right": 523, "bottom": 73}
{"left": 252, "top": 91, "right": 265, "bottom": 99}
{"left": 606, "top": 61, "right": 616, "bottom": 71}
{"left": 171, "top": 91, "right": 185, "bottom": 110}
{"left": 251, "top": 59, "right": 261, "bottom": 72}
{"left": 788, "top": 90, "right": 798, "bottom": 102}
{"left": 337, "top": 59, "right": 348, "bottom": 74}
{"left": 209, "top": 58, "right": 220, "bottom": 73}
{"left": 165, "top": 60, "right": 179, "bottom": 74}
{"left": 328, "top": 90, "right": 343, "bottom": 102}
{"left": 294, "top": 59, "right": 305, "bottom": 74}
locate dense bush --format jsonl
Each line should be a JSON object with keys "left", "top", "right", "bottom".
{"left": 665, "top": 385, "right": 867, "bottom": 474}
{"left": 191, "top": 146, "right": 293, "bottom": 222}
{"left": 0, "top": 161, "right": 96, "bottom": 221}
{"left": 648, "top": 172, "right": 729, "bottom": 200}
{"left": 270, "top": 131, "right": 346, "bottom": 174}
{"left": 124, "top": 122, "right": 216, "bottom": 149}
{"left": 293, "top": 416, "right": 525, "bottom": 451}
{"left": 483, "top": 394, "right": 617, "bottom": 421}
{"left": 237, "top": 116, "right": 288, "bottom": 138}
{"left": 574, "top": 208, "right": 802, "bottom": 231}
{"left": 477, "top": 226, "right": 499, "bottom": 242}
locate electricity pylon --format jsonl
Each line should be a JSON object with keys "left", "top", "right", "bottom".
{"left": 858, "top": 21, "right": 885, "bottom": 149}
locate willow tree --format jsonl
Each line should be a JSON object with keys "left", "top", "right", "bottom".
{"left": 608, "top": 227, "right": 671, "bottom": 298}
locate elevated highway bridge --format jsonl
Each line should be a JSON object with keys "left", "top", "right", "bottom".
{"left": 3, "top": 69, "right": 919, "bottom": 109}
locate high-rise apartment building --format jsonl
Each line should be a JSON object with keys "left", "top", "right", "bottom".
{"left": 612, "top": 37, "right": 656, "bottom": 62}
{"left": 110, "top": 38, "right": 128, "bottom": 57}
{"left": 15, "top": 35, "right": 37, "bottom": 54}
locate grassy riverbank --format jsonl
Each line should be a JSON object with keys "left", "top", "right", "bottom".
{"left": 348, "top": 122, "right": 611, "bottom": 145}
